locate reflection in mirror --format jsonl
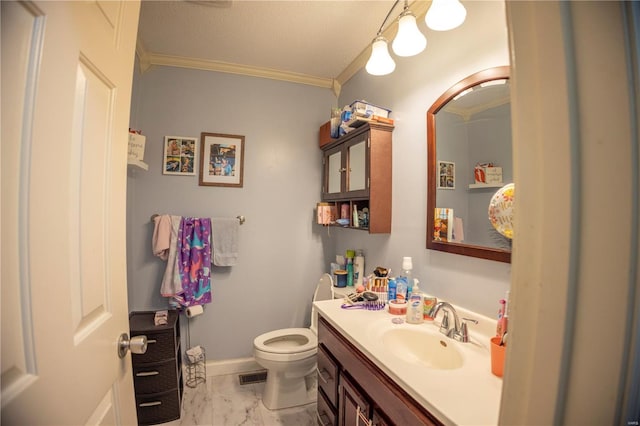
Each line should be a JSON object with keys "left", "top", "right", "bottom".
{"left": 327, "top": 150, "right": 342, "bottom": 194}
{"left": 427, "top": 66, "right": 512, "bottom": 263}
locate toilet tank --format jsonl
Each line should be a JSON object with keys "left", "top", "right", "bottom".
{"left": 310, "top": 274, "right": 333, "bottom": 333}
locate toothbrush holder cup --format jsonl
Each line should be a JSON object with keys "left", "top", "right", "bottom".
{"left": 490, "top": 336, "right": 506, "bottom": 377}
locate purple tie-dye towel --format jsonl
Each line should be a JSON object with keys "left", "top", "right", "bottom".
{"left": 176, "top": 217, "right": 211, "bottom": 307}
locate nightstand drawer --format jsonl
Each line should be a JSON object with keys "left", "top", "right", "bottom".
{"left": 135, "top": 388, "right": 181, "bottom": 425}
{"left": 133, "top": 359, "right": 179, "bottom": 395}
{"left": 131, "top": 329, "right": 177, "bottom": 363}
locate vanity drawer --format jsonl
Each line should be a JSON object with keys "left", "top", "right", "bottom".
{"left": 317, "top": 343, "right": 338, "bottom": 408}
{"left": 317, "top": 387, "right": 336, "bottom": 426}
{"left": 133, "top": 359, "right": 179, "bottom": 395}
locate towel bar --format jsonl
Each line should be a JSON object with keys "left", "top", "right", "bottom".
{"left": 150, "top": 214, "right": 245, "bottom": 225}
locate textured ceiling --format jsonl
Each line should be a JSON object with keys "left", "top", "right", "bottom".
{"left": 136, "top": 0, "right": 397, "bottom": 83}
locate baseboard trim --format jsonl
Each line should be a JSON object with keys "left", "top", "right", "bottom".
{"left": 205, "top": 357, "right": 261, "bottom": 376}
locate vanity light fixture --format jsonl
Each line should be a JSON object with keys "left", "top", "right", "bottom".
{"left": 366, "top": 35, "right": 396, "bottom": 76}
{"left": 392, "top": 3, "right": 427, "bottom": 57}
{"left": 425, "top": 0, "right": 467, "bottom": 32}
{"left": 366, "top": 0, "right": 466, "bottom": 76}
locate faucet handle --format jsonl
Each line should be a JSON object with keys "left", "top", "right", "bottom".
{"left": 439, "top": 310, "right": 450, "bottom": 335}
{"left": 458, "top": 317, "right": 478, "bottom": 343}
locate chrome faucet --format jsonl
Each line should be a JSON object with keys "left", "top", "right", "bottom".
{"left": 428, "top": 301, "right": 477, "bottom": 343}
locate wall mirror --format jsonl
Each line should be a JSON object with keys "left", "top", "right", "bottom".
{"left": 426, "top": 66, "right": 512, "bottom": 263}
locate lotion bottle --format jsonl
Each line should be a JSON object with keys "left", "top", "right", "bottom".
{"left": 406, "top": 281, "right": 425, "bottom": 324}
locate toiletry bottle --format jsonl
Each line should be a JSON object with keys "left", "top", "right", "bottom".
{"left": 345, "top": 250, "right": 355, "bottom": 287}
{"left": 422, "top": 278, "right": 437, "bottom": 321}
{"left": 388, "top": 278, "right": 397, "bottom": 302}
{"left": 406, "top": 281, "right": 425, "bottom": 324}
{"left": 396, "top": 277, "right": 407, "bottom": 302}
{"left": 398, "top": 257, "right": 414, "bottom": 295}
{"left": 346, "top": 258, "right": 354, "bottom": 287}
{"left": 354, "top": 250, "right": 365, "bottom": 287}
{"left": 352, "top": 205, "right": 359, "bottom": 228}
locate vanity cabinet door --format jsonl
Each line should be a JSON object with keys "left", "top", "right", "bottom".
{"left": 318, "top": 316, "right": 442, "bottom": 426}
{"left": 339, "top": 373, "right": 370, "bottom": 426}
{"left": 324, "top": 145, "right": 344, "bottom": 197}
{"left": 344, "top": 135, "right": 368, "bottom": 197}
{"left": 322, "top": 134, "right": 368, "bottom": 200}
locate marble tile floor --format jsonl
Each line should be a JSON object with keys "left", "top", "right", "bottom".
{"left": 161, "top": 373, "right": 318, "bottom": 426}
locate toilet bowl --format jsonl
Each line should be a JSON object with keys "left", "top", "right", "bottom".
{"left": 252, "top": 274, "right": 333, "bottom": 410}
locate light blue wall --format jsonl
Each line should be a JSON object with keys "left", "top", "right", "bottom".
{"left": 126, "top": 0, "right": 511, "bottom": 360}
{"left": 335, "top": 0, "right": 511, "bottom": 317}
{"left": 127, "top": 65, "right": 335, "bottom": 360}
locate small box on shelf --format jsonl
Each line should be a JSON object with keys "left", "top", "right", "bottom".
{"left": 319, "top": 121, "right": 337, "bottom": 148}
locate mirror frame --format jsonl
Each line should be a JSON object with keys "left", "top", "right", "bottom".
{"left": 426, "top": 66, "right": 511, "bottom": 263}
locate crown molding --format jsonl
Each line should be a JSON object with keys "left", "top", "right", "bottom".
{"left": 135, "top": 43, "right": 335, "bottom": 91}
{"left": 134, "top": 1, "right": 428, "bottom": 97}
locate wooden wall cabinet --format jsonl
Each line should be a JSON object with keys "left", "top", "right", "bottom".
{"left": 321, "top": 123, "right": 393, "bottom": 234}
{"left": 317, "top": 315, "right": 443, "bottom": 426}
{"left": 130, "top": 310, "right": 183, "bottom": 425}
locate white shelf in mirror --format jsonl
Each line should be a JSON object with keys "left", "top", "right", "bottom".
{"left": 468, "top": 182, "right": 504, "bottom": 189}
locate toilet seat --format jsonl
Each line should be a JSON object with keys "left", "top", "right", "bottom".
{"left": 253, "top": 328, "right": 317, "bottom": 355}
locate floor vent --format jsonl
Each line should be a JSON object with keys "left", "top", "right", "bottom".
{"left": 238, "top": 370, "right": 267, "bottom": 385}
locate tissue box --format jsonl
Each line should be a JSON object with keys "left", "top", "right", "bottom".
{"left": 474, "top": 164, "right": 503, "bottom": 184}
{"left": 319, "top": 121, "right": 333, "bottom": 148}
{"left": 349, "top": 100, "right": 391, "bottom": 118}
{"left": 317, "top": 202, "right": 336, "bottom": 225}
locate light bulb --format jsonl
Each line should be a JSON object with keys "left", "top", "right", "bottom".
{"left": 392, "top": 10, "right": 427, "bottom": 57}
{"left": 365, "top": 36, "right": 396, "bottom": 76}
{"left": 425, "top": 0, "right": 467, "bottom": 31}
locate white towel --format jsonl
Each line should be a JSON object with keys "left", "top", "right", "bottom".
{"left": 152, "top": 214, "right": 172, "bottom": 260}
{"left": 160, "top": 215, "right": 183, "bottom": 297}
{"left": 211, "top": 217, "right": 239, "bottom": 266}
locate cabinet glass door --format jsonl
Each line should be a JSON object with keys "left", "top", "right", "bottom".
{"left": 327, "top": 150, "right": 342, "bottom": 194}
{"left": 347, "top": 140, "right": 366, "bottom": 191}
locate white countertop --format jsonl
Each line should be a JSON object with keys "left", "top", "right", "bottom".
{"left": 314, "top": 298, "right": 503, "bottom": 425}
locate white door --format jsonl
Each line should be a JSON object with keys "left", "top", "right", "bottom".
{"left": 1, "top": 1, "right": 140, "bottom": 424}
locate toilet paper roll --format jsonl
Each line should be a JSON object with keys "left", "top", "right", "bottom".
{"left": 185, "top": 305, "right": 204, "bottom": 318}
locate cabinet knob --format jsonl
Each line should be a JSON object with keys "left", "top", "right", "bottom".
{"left": 117, "top": 333, "right": 148, "bottom": 358}
{"left": 339, "top": 167, "right": 347, "bottom": 172}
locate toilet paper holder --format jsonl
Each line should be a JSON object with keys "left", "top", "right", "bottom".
{"left": 183, "top": 308, "right": 207, "bottom": 388}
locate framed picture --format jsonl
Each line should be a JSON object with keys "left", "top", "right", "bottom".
{"left": 199, "top": 132, "right": 245, "bottom": 187}
{"left": 437, "top": 160, "right": 455, "bottom": 189}
{"left": 163, "top": 136, "right": 197, "bottom": 175}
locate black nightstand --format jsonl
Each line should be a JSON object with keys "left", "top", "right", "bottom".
{"left": 129, "top": 310, "right": 183, "bottom": 425}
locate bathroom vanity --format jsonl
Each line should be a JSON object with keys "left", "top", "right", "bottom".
{"left": 314, "top": 299, "right": 502, "bottom": 425}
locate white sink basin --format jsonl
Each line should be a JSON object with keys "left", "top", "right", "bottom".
{"left": 381, "top": 328, "right": 464, "bottom": 370}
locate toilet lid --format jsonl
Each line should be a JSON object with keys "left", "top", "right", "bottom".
{"left": 253, "top": 328, "right": 317, "bottom": 354}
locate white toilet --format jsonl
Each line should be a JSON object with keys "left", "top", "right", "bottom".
{"left": 253, "top": 274, "right": 334, "bottom": 410}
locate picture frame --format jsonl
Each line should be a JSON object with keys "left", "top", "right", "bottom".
{"left": 199, "top": 132, "right": 245, "bottom": 187}
{"left": 437, "top": 160, "right": 455, "bottom": 189}
{"left": 163, "top": 136, "right": 197, "bottom": 175}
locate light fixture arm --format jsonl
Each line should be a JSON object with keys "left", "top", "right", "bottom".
{"left": 374, "top": 0, "right": 401, "bottom": 37}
